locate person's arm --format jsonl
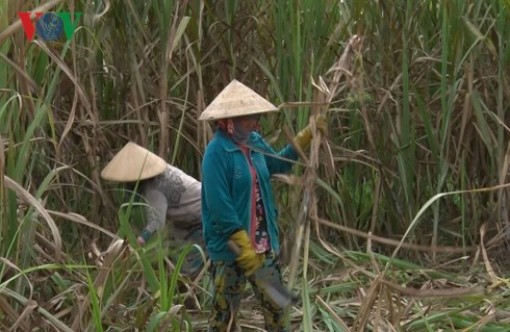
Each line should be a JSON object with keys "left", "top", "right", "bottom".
{"left": 202, "top": 147, "right": 243, "bottom": 237}
{"left": 257, "top": 114, "right": 328, "bottom": 175}
{"left": 252, "top": 134, "right": 299, "bottom": 175}
{"left": 137, "top": 187, "right": 168, "bottom": 245}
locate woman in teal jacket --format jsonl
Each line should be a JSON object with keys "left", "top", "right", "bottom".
{"left": 199, "top": 80, "right": 325, "bottom": 332}
{"left": 202, "top": 129, "right": 298, "bottom": 262}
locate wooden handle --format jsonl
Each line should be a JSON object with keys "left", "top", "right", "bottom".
{"left": 227, "top": 240, "right": 242, "bottom": 256}
{"left": 229, "top": 240, "right": 296, "bottom": 308}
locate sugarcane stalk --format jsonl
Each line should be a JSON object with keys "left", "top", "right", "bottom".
{"left": 287, "top": 35, "right": 363, "bottom": 290}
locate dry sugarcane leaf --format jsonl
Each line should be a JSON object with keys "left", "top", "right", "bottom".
{"left": 3, "top": 176, "right": 62, "bottom": 261}
{"left": 480, "top": 223, "right": 500, "bottom": 285}
{"left": 379, "top": 279, "right": 484, "bottom": 299}
{"left": 11, "top": 299, "right": 39, "bottom": 331}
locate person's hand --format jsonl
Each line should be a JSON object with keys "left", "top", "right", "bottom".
{"left": 137, "top": 229, "right": 152, "bottom": 246}
{"left": 293, "top": 114, "right": 328, "bottom": 151}
{"left": 229, "top": 230, "right": 264, "bottom": 276}
{"left": 137, "top": 236, "right": 146, "bottom": 246}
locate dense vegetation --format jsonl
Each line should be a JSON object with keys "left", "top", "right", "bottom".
{"left": 1, "top": 0, "right": 510, "bottom": 330}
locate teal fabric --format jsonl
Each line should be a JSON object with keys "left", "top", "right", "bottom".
{"left": 201, "top": 130, "right": 298, "bottom": 262}
{"left": 140, "top": 229, "right": 153, "bottom": 242}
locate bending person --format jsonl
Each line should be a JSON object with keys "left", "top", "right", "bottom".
{"left": 101, "top": 141, "right": 204, "bottom": 278}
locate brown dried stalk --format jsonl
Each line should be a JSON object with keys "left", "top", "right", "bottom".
{"left": 288, "top": 35, "right": 364, "bottom": 287}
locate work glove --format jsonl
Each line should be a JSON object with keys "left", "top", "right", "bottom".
{"left": 229, "top": 230, "right": 264, "bottom": 276}
{"left": 293, "top": 114, "right": 328, "bottom": 151}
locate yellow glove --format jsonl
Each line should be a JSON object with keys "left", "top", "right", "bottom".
{"left": 229, "top": 230, "right": 264, "bottom": 276}
{"left": 293, "top": 114, "right": 328, "bottom": 151}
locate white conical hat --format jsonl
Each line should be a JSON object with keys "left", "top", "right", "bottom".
{"left": 198, "top": 79, "right": 278, "bottom": 121}
{"left": 100, "top": 142, "right": 166, "bottom": 182}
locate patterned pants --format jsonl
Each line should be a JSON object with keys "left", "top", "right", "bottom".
{"left": 208, "top": 255, "right": 289, "bottom": 332}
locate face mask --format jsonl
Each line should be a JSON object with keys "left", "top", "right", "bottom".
{"left": 232, "top": 118, "right": 252, "bottom": 144}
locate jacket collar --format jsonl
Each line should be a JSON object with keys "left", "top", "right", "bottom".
{"left": 215, "top": 130, "right": 257, "bottom": 152}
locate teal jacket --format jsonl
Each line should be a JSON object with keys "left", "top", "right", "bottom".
{"left": 201, "top": 130, "right": 299, "bottom": 262}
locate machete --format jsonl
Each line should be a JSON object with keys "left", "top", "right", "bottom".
{"left": 228, "top": 240, "right": 298, "bottom": 309}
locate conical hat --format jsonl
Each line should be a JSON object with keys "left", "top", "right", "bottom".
{"left": 100, "top": 142, "right": 166, "bottom": 182}
{"left": 198, "top": 79, "right": 278, "bottom": 121}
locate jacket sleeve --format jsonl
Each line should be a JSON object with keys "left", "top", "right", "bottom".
{"left": 254, "top": 134, "right": 299, "bottom": 175}
{"left": 142, "top": 186, "right": 168, "bottom": 235}
{"left": 202, "top": 146, "right": 243, "bottom": 237}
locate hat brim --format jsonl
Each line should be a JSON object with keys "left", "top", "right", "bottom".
{"left": 101, "top": 142, "right": 167, "bottom": 182}
{"left": 199, "top": 80, "right": 278, "bottom": 121}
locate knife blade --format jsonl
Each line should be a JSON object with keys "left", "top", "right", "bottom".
{"left": 227, "top": 240, "right": 298, "bottom": 309}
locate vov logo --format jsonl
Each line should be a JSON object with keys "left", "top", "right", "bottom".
{"left": 18, "top": 12, "right": 82, "bottom": 41}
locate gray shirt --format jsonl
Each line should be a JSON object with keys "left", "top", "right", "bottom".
{"left": 140, "top": 164, "right": 202, "bottom": 240}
